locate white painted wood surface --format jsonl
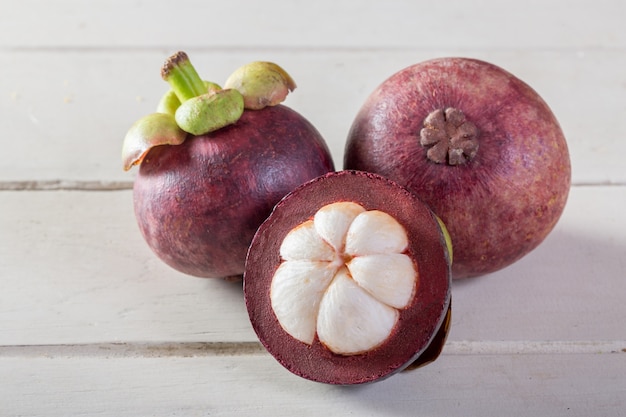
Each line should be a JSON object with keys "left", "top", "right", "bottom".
{"left": 1, "top": 1, "right": 625, "bottom": 415}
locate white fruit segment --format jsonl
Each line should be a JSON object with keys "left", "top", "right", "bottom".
{"left": 345, "top": 210, "right": 409, "bottom": 255}
{"left": 270, "top": 261, "right": 335, "bottom": 344}
{"left": 270, "top": 202, "right": 418, "bottom": 355}
{"left": 313, "top": 202, "right": 365, "bottom": 254}
{"left": 347, "top": 253, "right": 416, "bottom": 309}
{"left": 316, "top": 268, "right": 399, "bottom": 355}
{"left": 280, "top": 221, "right": 335, "bottom": 262}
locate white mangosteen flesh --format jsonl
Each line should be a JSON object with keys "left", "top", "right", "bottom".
{"left": 270, "top": 202, "right": 417, "bottom": 355}
{"left": 244, "top": 170, "right": 452, "bottom": 385}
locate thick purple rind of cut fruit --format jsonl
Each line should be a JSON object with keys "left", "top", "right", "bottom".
{"left": 244, "top": 170, "right": 451, "bottom": 385}
{"left": 133, "top": 105, "right": 334, "bottom": 279}
{"left": 344, "top": 57, "right": 571, "bottom": 279}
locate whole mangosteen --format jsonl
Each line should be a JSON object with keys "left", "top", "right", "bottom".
{"left": 344, "top": 57, "right": 571, "bottom": 279}
{"left": 123, "top": 52, "right": 334, "bottom": 279}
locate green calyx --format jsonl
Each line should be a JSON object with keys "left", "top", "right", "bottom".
{"left": 122, "top": 51, "right": 296, "bottom": 170}
{"left": 121, "top": 112, "right": 186, "bottom": 171}
{"left": 157, "top": 81, "right": 222, "bottom": 116}
{"left": 224, "top": 61, "right": 296, "bottom": 110}
{"left": 435, "top": 215, "right": 454, "bottom": 265}
{"left": 175, "top": 89, "right": 244, "bottom": 136}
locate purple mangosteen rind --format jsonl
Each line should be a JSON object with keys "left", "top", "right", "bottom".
{"left": 344, "top": 57, "right": 571, "bottom": 278}
{"left": 133, "top": 104, "right": 334, "bottom": 278}
{"left": 244, "top": 170, "right": 452, "bottom": 385}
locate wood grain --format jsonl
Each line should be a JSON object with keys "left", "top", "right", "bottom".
{"left": 2, "top": 49, "right": 625, "bottom": 185}
{"left": 1, "top": 1, "right": 625, "bottom": 415}
{"left": 2, "top": 353, "right": 625, "bottom": 416}
{"left": 1, "top": 187, "right": 623, "bottom": 346}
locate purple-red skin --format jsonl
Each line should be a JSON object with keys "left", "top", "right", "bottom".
{"left": 133, "top": 105, "right": 334, "bottom": 279}
{"left": 244, "top": 170, "right": 451, "bottom": 385}
{"left": 344, "top": 58, "right": 571, "bottom": 279}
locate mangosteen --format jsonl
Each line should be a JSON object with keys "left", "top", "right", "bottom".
{"left": 244, "top": 170, "right": 452, "bottom": 384}
{"left": 344, "top": 57, "right": 571, "bottom": 279}
{"left": 122, "top": 52, "right": 334, "bottom": 279}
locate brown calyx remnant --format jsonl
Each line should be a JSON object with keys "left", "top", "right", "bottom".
{"left": 419, "top": 108, "right": 479, "bottom": 165}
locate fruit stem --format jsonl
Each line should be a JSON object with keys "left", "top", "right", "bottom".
{"left": 161, "top": 51, "right": 207, "bottom": 102}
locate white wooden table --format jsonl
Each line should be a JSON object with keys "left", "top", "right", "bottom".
{"left": 1, "top": 1, "right": 625, "bottom": 415}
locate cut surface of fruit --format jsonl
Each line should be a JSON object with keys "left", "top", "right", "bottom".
{"left": 244, "top": 170, "right": 451, "bottom": 385}
{"left": 270, "top": 202, "right": 417, "bottom": 355}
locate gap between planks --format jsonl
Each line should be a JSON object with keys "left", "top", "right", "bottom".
{"left": 1, "top": 181, "right": 625, "bottom": 191}
{"left": 5, "top": 45, "right": 625, "bottom": 54}
{"left": 0, "top": 341, "right": 623, "bottom": 359}
{"left": 0, "top": 180, "right": 134, "bottom": 191}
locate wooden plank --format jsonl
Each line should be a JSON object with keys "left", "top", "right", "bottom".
{"left": 2, "top": 2, "right": 624, "bottom": 415}
{"left": 1, "top": 352, "right": 625, "bottom": 416}
{"left": 449, "top": 183, "right": 626, "bottom": 342}
{"left": 0, "top": 190, "right": 254, "bottom": 345}
{"left": 2, "top": 49, "right": 625, "bottom": 185}
{"left": 2, "top": 0, "right": 625, "bottom": 49}
{"left": 1, "top": 185, "right": 624, "bottom": 346}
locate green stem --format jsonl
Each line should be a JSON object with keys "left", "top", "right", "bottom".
{"left": 160, "top": 51, "right": 206, "bottom": 102}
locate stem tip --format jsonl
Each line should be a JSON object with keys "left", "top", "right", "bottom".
{"left": 161, "top": 51, "right": 190, "bottom": 80}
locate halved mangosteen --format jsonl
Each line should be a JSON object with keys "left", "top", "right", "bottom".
{"left": 244, "top": 170, "right": 452, "bottom": 385}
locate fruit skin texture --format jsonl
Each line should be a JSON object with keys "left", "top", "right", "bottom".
{"left": 133, "top": 104, "right": 334, "bottom": 279}
{"left": 244, "top": 170, "right": 451, "bottom": 385}
{"left": 344, "top": 57, "right": 571, "bottom": 279}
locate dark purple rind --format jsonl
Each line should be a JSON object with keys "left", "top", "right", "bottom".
{"left": 344, "top": 57, "right": 571, "bottom": 279}
{"left": 133, "top": 105, "right": 334, "bottom": 278}
{"left": 244, "top": 170, "right": 451, "bottom": 385}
